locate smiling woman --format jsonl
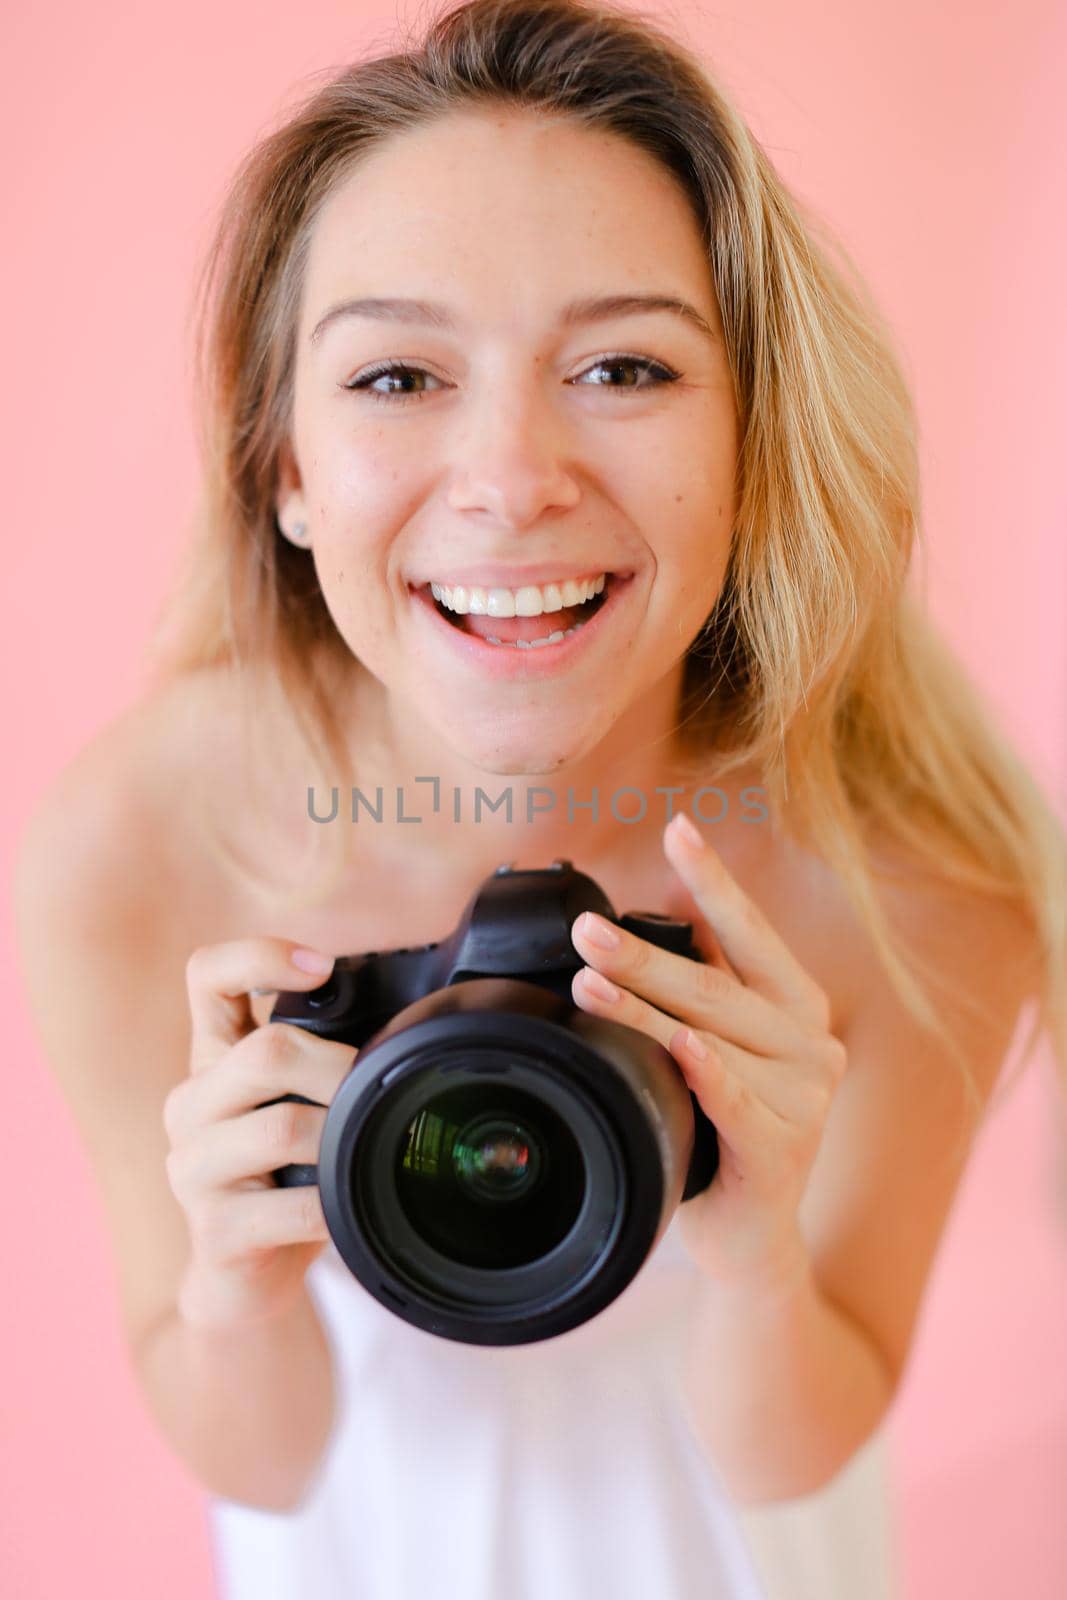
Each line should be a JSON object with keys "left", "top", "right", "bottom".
{"left": 257, "top": 99, "right": 740, "bottom": 784}
{"left": 12, "top": 2, "right": 1067, "bottom": 1600}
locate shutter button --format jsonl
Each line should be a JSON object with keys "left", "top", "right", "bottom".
{"left": 306, "top": 974, "right": 340, "bottom": 1008}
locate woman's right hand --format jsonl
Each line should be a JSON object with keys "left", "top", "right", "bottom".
{"left": 164, "top": 938, "right": 357, "bottom": 1332}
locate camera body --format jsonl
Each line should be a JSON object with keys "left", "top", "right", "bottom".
{"left": 268, "top": 860, "right": 719, "bottom": 1346}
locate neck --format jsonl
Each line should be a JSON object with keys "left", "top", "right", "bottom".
{"left": 320, "top": 656, "right": 707, "bottom": 883}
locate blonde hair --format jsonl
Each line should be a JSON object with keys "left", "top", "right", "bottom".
{"left": 145, "top": 0, "right": 1067, "bottom": 1129}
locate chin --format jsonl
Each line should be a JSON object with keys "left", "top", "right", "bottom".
{"left": 454, "top": 727, "right": 595, "bottom": 781}
{"left": 465, "top": 747, "right": 574, "bottom": 780}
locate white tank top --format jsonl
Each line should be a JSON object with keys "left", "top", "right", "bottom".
{"left": 207, "top": 1208, "right": 898, "bottom": 1599}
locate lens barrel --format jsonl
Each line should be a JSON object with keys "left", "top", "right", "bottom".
{"left": 314, "top": 979, "right": 698, "bottom": 1346}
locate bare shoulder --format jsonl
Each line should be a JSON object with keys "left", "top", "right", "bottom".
{"left": 12, "top": 662, "right": 301, "bottom": 1013}
{"left": 764, "top": 813, "right": 1042, "bottom": 1047}
{"left": 11, "top": 667, "right": 264, "bottom": 1345}
{"left": 846, "top": 828, "right": 1042, "bottom": 1038}
{"left": 13, "top": 657, "right": 335, "bottom": 1046}
{"left": 794, "top": 823, "right": 1044, "bottom": 1393}
{"left": 14, "top": 668, "right": 236, "bottom": 933}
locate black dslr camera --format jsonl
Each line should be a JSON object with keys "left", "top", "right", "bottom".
{"left": 268, "top": 860, "right": 719, "bottom": 1347}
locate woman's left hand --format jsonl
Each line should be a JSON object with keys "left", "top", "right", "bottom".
{"left": 569, "top": 811, "right": 849, "bottom": 1289}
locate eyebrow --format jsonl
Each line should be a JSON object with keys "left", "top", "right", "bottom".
{"left": 308, "top": 292, "right": 719, "bottom": 348}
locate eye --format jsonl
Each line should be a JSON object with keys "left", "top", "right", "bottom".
{"left": 344, "top": 362, "right": 443, "bottom": 403}
{"left": 341, "top": 354, "right": 681, "bottom": 405}
{"left": 571, "top": 354, "right": 681, "bottom": 393}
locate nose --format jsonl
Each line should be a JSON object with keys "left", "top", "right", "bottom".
{"left": 444, "top": 377, "right": 582, "bottom": 529}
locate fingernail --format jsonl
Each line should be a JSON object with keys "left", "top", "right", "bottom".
{"left": 684, "top": 1028, "right": 710, "bottom": 1061}
{"left": 672, "top": 812, "right": 704, "bottom": 851}
{"left": 580, "top": 912, "right": 621, "bottom": 949}
{"left": 291, "top": 947, "right": 335, "bottom": 975}
{"left": 582, "top": 968, "right": 622, "bottom": 1003}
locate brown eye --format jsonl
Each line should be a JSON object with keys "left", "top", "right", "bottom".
{"left": 344, "top": 362, "right": 442, "bottom": 403}
{"left": 342, "top": 353, "right": 681, "bottom": 406}
{"left": 572, "top": 355, "right": 680, "bottom": 392}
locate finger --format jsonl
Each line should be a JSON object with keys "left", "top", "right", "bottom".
{"left": 166, "top": 1025, "right": 356, "bottom": 1144}
{"left": 168, "top": 1101, "right": 328, "bottom": 1197}
{"left": 668, "top": 1032, "right": 791, "bottom": 1158}
{"left": 573, "top": 960, "right": 791, "bottom": 1156}
{"left": 662, "top": 815, "right": 827, "bottom": 1021}
{"left": 667, "top": 1026, "right": 838, "bottom": 1127}
{"left": 201, "top": 1184, "right": 329, "bottom": 1266}
{"left": 572, "top": 964, "right": 684, "bottom": 1056}
{"left": 571, "top": 963, "right": 820, "bottom": 1126}
{"left": 571, "top": 912, "right": 820, "bottom": 1059}
{"left": 185, "top": 938, "right": 335, "bottom": 1074}
{"left": 703, "top": 940, "right": 741, "bottom": 980}
{"left": 659, "top": 882, "right": 742, "bottom": 979}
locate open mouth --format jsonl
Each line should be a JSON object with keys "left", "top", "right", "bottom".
{"left": 422, "top": 573, "right": 621, "bottom": 650}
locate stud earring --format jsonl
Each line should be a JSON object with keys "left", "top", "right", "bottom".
{"left": 274, "top": 513, "right": 308, "bottom": 545}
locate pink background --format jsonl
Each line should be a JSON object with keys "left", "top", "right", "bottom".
{"left": 4, "top": 2, "right": 1065, "bottom": 1595}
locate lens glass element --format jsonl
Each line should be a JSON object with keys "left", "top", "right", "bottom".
{"left": 395, "top": 1078, "right": 585, "bottom": 1269}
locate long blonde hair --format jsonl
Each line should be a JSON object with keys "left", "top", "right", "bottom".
{"left": 145, "top": 0, "right": 1067, "bottom": 1127}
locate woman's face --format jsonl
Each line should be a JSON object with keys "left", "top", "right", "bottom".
{"left": 281, "top": 107, "right": 739, "bottom": 775}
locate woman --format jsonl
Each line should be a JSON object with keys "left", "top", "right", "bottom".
{"left": 14, "top": 1, "right": 1067, "bottom": 1597}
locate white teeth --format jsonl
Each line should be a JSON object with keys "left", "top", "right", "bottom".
{"left": 483, "top": 626, "right": 577, "bottom": 649}
{"left": 430, "top": 572, "right": 607, "bottom": 617}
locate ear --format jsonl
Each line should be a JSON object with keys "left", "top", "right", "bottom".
{"left": 274, "top": 438, "right": 309, "bottom": 548}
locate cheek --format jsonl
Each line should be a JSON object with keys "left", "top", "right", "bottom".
{"left": 645, "top": 503, "right": 733, "bottom": 650}
{"left": 635, "top": 407, "right": 737, "bottom": 547}
{"left": 340, "top": 441, "right": 404, "bottom": 506}
{"left": 312, "top": 416, "right": 410, "bottom": 521}
{"left": 299, "top": 431, "right": 423, "bottom": 663}
{"left": 660, "top": 482, "right": 734, "bottom": 583}
{"left": 306, "top": 536, "right": 393, "bottom": 662}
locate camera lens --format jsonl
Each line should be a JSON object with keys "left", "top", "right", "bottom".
{"left": 393, "top": 1080, "right": 584, "bottom": 1271}
{"left": 448, "top": 1113, "right": 543, "bottom": 1201}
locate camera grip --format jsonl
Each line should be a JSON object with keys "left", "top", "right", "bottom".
{"left": 257, "top": 1092, "right": 322, "bottom": 1189}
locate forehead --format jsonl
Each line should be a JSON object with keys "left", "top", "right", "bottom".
{"left": 300, "top": 109, "right": 715, "bottom": 334}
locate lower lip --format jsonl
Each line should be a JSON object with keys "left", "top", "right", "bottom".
{"left": 408, "top": 575, "right": 634, "bottom": 679}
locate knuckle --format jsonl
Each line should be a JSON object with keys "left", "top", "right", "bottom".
{"left": 626, "top": 935, "right": 651, "bottom": 974}
{"left": 737, "top": 893, "right": 768, "bottom": 940}
{"left": 265, "top": 1101, "right": 300, "bottom": 1154}
{"left": 187, "top": 1194, "right": 225, "bottom": 1251}
{"left": 173, "top": 1151, "right": 212, "bottom": 1208}
{"left": 799, "top": 1077, "right": 835, "bottom": 1124}
{"left": 299, "top": 1185, "right": 325, "bottom": 1237}
{"left": 164, "top": 1145, "right": 190, "bottom": 1198}
{"left": 803, "top": 1031, "right": 846, "bottom": 1092}
{"left": 825, "top": 1035, "right": 849, "bottom": 1082}
{"left": 796, "top": 1017, "right": 836, "bottom": 1068}
{"left": 722, "top": 1072, "right": 755, "bottom": 1125}
{"left": 162, "top": 1083, "right": 187, "bottom": 1143}
{"left": 233, "top": 1200, "right": 266, "bottom": 1256}
{"left": 782, "top": 1128, "right": 817, "bottom": 1176}
{"left": 806, "top": 984, "right": 832, "bottom": 1032}
{"left": 696, "top": 961, "right": 731, "bottom": 1004}
{"left": 212, "top": 1198, "right": 259, "bottom": 1265}
{"left": 325, "top": 1043, "right": 358, "bottom": 1099}
{"left": 693, "top": 1036, "right": 723, "bottom": 1075}
{"left": 184, "top": 946, "right": 206, "bottom": 994}
{"left": 260, "top": 1022, "right": 297, "bottom": 1078}
{"left": 206, "top": 1223, "right": 240, "bottom": 1267}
